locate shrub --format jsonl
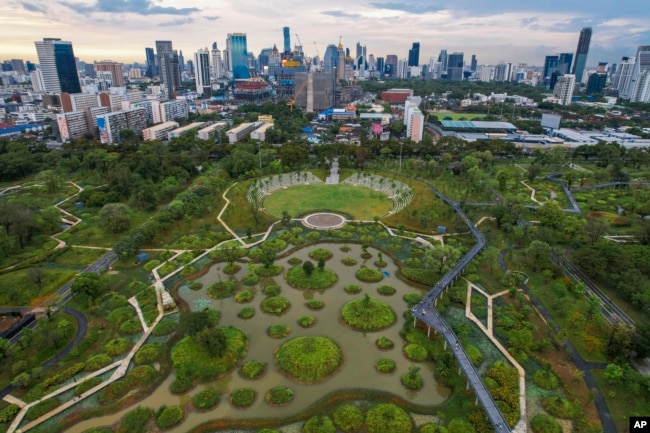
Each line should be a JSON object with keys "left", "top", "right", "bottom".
{"left": 401, "top": 268, "right": 438, "bottom": 286}
{"left": 242, "top": 273, "right": 260, "bottom": 286}
{"left": 265, "top": 386, "right": 294, "bottom": 405}
{"left": 303, "top": 415, "right": 336, "bottom": 433}
{"left": 403, "top": 344, "right": 428, "bottom": 362}
{"left": 276, "top": 336, "right": 342, "bottom": 383}
{"left": 403, "top": 293, "right": 422, "bottom": 307}
{"left": 365, "top": 403, "right": 412, "bottom": 433}
{"left": 306, "top": 299, "right": 324, "bottom": 310}
{"left": 105, "top": 294, "right": 128, "bottom": 311}
{"left": 541, "top": 396, "right": 575, "bottom": 419}
{"left": 465, "top": 344, "right": 483, "bottom": 367}
{"left": 105, "top": 338, "right": 131, "bottom": 356}
{"left": 152, "top": 317, "right": 177, "bottom": 336}
{"left": 376, "top": 336, "right": 394, "bottom": 350}
{"left": 420, "top": 424, "right": 448, "bottom": 433}
{"left": 261, "top": 296, "right": 291, "bottom": 315}
{"left": 341, "top": 295, "right": 396, "bottom": 331}
{"left": 333, "top": 405, "right": 364, "bottom": 433}
{"left": 401, "top": 367, "right": 424, "bottom": 390}
{"left": 25, "top": 398, "right": 59, "bottom": 421}
{"left": 144, "top": 260, "right": 161, "bottom": 271}
{"left": 189, "top": 281, "right": 203, "bottom": 290}
{"left": 341, "top": 257, "right": 358, "bottom": 266}
{"left": 377, "top": 285, "right": 396, "bottom": 296}
{"left": 75, "top": 377, "right": 102, "bottom": 396}
{"left": 223, "top": 263, "right": 241, "bottom": 274}
{"left": 119, "top": 318, "right": 143, "bottom": 335}
{"left": 156, "top": 405, "right": 184, "bottom": 430}
{"left": 238, "top": 307, "right": 255, "bottom": 319}
{"left": 239, "top": 360, "right": 267, "bottom": 379}
{"left": 306, "top": 231, "right": 321, "bottom": 240}
{"left": 309, "top": 248, "right": 333, "bottom": 261}
{"left": 177, "top": 252, "right": 194, "bottom": 264}
{"left": 375, "top": 358, "right": 396, "bottom": 373}
{"left": 267, "top": 324, "right": 291, "bottom": 339}
{"left": 288, "top": 257, "right": 303, "bottom": 266}
{"left": 0, "top": 404, "right": 19, "bottom": 424}
{"left": 530, "top": 414, "right": 562, "bottom": 433}
{"left": 207, "top": 280, "right": 237, "bottom": 299}
{"left": 107, "top": 306, "right": 135, "bottom": 325}
{"left": 263, "top": 284, "right": 281, "bottom": 296}
{"left": 344, "top": 284, "right": 362, "bottom": 294}
{"left": 235, "top": 290, "right": 254, "bottom": 303}
{"left": 355, "top": 268, "right": 383, "bottom": 283}
{"left": 193, "top": 388, "right": 220, "bottom": 411}
{"left": 169, "top": 376, "right": 193, "bottom": 394}
{"left": 532, "top": 370, "right": 560, "bottom": 390}
{"left": 230, "top": 388, "right": 256, "bottom": 408}
{"left": 85, "top": 354, "right": 113, "bottom": 371}
{"left": 135, "top": 344, "right": 161, "bottom": 365}
{"left": 117, "top": 406, "right": 152, "bottom": 433}
{"left": 287, "top": 266, "right": 337, "bottom": 290}
{"left": 126, "top": 365, "right": 158, "bottom": 387}
{"left": 297, "top": 315, "right": 316, "bottom": 328}
{"left": 404, "top": 258, "right": 421, "bottom": 267}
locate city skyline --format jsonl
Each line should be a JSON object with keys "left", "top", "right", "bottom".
{"left": 2, "top": 0, "right": 649, "bottom": 66}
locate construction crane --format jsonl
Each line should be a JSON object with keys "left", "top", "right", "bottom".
{"left": 313, "top": 42, "right": 321, "bottom": 72}
{"left": 287, "top": 77, "right": 308, "bottom": 112}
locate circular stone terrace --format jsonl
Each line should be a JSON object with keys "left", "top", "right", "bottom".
{"left": 302, "top": 213, "right": 347, "bottom": 230}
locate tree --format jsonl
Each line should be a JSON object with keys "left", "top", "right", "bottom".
{"left": 27, "top": 267, "right": 45, "bottom": 288}
{"left": 302, "top": 260, "right": 315, "bottom": 276}
{"left": 524, "top": 240, "right": 551, "bottom": 270}
{"left": 281, "top": 210, "right": 292, "bottom": 228}
{"left": 56, "top": 319, "right": 73, "bottom": 347}
{"left": 317, "top": 258, "right": 325, "bottom": 271}
{"left": 583, "top": 217, "right": 609, "bottom": 243}
{"left": 526, "top": 164, "right": 541, "bottom": 182}
{"left": 0, "top": 337, "right": 10, "bottom": 360}
{"left": 536, "top": 201, "right": 564, "bottom": 230}
{"left": 603, "top": 363, "right": 624, "bottom": 384}
{"left": 196, "top": 326, "right": 228, "bottom": 357}
{"left": 98, "top": 203, "right": 131, "bottom": 234}
{"left": 423, "top": 244, "right": 462, "bottom": 275}
{"left": 632, "top": 323, "right": 650, "bottom": 359}
{"left": 188, "top": 309, "right": 220, "bottom": 336}
{"left": 71, "top": 272, "right": 105, "bottom": 303}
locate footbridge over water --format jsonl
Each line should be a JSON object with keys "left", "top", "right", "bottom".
{"left": 411, "top": 183, "right": 513, "bottom": 432}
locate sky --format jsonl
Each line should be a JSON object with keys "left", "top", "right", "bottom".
{"left": 2, "top": 0, "right": 650, "bottom": 67}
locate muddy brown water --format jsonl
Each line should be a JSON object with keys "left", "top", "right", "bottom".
{"left": 68, "top": 244, "right": 450, "bottom": 433}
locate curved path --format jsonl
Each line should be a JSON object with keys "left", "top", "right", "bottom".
{"left": 498, "top": 249, "right": 614, "bottom": 433}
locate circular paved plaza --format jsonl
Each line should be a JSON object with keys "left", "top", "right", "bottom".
{"left": 303, "top": 213, "right": 347, "bottom": 230}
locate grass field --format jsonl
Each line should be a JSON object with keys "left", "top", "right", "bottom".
{"left": 430, "top": 112, "right": 486, "bottom": 121}
{"left": 263, "top": 184, "right": 392, "bottom": 220}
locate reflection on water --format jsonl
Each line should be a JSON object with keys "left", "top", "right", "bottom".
{"left": 68, "top": 243, "right": 450, "bottom": 433}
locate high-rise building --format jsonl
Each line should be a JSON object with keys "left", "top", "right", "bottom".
{"left": 376, "top": 57, "right": 385, "bottom": 76}
{"left": 226, "top": 33, "right": 250, "bottom": 80}
{"left": 405, "top": 97, "right": 423, "bottom": 143}
{"left": 283, "top": 27, "right": 291, "bottom": 54}
{"left": 612, "top": 56, "right": 635, "bottom": 96}
{"left": 11, "top": 59, "right": 25, "bottom": 74}
{"left": 408, "top": 42, "right": 420, "bottom": 67}
{"left": 98, "top": 107, "right": 147, "bottom": 144}
{"left": 626, "top": 45, "right": 650, "bottom": 99}
{"left": 323, "top": 44, "right": 339, "bottom": 73}
{"left": 34, "top": 38, "right": 81, "bottom": 93}
{"left": 586, "top": 73, "right": 607, "bottom": 95}
{"left": 470, "top": 55, "right": 477, "bottom": 72}
{"left": 194, "top": 48, "right": 211, "bottom": 96}
{"left": 630, "top": 71, "right": 650, "bottom": 102}
{"left": 95, "top": 60, "right": 125, "bottom": 87}
{"left": 385, "top": 55, "right": 398, "bottom": 77}
{"left": 179, "top": 50, "right": 186, "bottom": 73}
{"left": 145, "top": 47, "right": 156, "bottom": 78}
{"left": 210, "top": 42, "right": 224, "bottom": 80}
{"left": 438, "top": 49, "right": 448, "bottom": 74}
{"left": 543, "top": 56, "right": 559, "bottom": 80}
{"left": 558, "top": 53, "right": 574, "bottom": 75}
{"left": 493, "top": 63, "right": 511, "bottom": 82}
{"left": 572, "top": 27, "right": 592, "bottom": 82}
{"left": 446, "top": 52, "right": 464, "bottom": 80}
{"left": 60, "top": 92, "right": 99, "bottom": 113}
{"left": 553, "top": 74, "right": 575, "bottom": 105}
{"left": 337, "top": 41, "right": 346, "bottom": 81}
{"left": 156, "top": 40, "right": 181, "bottom": 99}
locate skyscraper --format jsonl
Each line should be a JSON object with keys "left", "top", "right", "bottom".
{"left": 194, "top": 48, "right": 211, "bottom": 96}
{"left": 34, "top": 38, "right": 81, "bottom": 94}
{"left": 408, "top": 42, "right": 420, "bottom": 67}
{"left": 625, "top": 46, "right": 650, "bottom": 100}
{"left": 385, "top": 55, "right": 398, "bottom": 77}
{"left": 323, "top": 44, "right": 339, "bottom": 73}
{"left": 283, "top": 27, "right": 291, "bottom": 54}
{"left": 543, "top": 55, "right": 559, "bottom": 79}
{"left": 553, "top": 74, "right": 576, "bottom": 105}
{"left": 612, "top": 56, "right": 635, "bottom": 96}
{"left": 178, "top": 50, "right": 185, "bottom": 73}
{"left": 145, "top": 47, "right": 156, "bottom": 78}
{"left": 210, "top": 42, "right": 223, "bottom": 80}
{"left": 572, "top": 27, "right": 592, "bottom": 82}
{"left": 226, "top": 33, "right": 250, "bottom": 80}
{"left": 447, "top": 52, "right": 464, "bottom": 80}
{"left": 470, "top": 55, "right": 477, "bottom": 72}
{"left": 156, "top": 40, "right": 181, "bottom": 99}
{"left": 558, "top": 53, "right": 574, "bottom": 75}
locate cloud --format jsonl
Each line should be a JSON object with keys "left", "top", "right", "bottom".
{"left": 368, "top": 2, "right": 444, "bottom": 14}
{"left": 520, "top": 17, "right": 537, "bottom": 26}
{"left": 321, "top": 10, "right": 362, "bottom": 19}
{"left": 158, "top": 17, "right": 194, "bottom": 26}
{"left": 60, "top": 0, "right": 200, "bottom": 16}
{"left": 23, "top": 2, "right": 46, "bottom": 13}
{"left": 204, "top": 15, "right": 219, "bottom": 21}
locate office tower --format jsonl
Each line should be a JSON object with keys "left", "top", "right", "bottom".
{"left": 367, "top": 54, "right": 375, "bottom": 71}
{"left": 405, "top": 97, "right": 424, "bottom": 143}
{"left": 446, "top": 52, "right": 464, "bottom": 80}
{"left": 95, "top": 60, "right": 125, "bottom": 87}
{"left": 438, "top": 49, "right": 448, "bottom": 74}
{"left": 186, "top": 59, "right": 194, "bottom": 76}
{"left": 179, "top": 50, "right": 185, "bottom": 72}
{"left": 25, "top": 61, "right": 36, "bottom": 72}
{"left": 627, "top": 45, "right": 650, "bottom": 99}
{"left": 572, "top": 27, "right": 592, "bottom": 82}
{"left": 323, "top": 44, "right": 339, "bottom": 73}
{"left": 283, "top": 27, "right": 291, "bottom": 54}
{"left": 258, "top": 48, "right": 272, "bottom": 73}
{"left": 558, "top": 53, "right": 574, "bottom": 74}
{"left": 145, "top": 47, "right": 156, "bottom": 78}
{"left": 34, "top": 38, "right": 81, "bottom": 93}
{"left": 543, "top": 56, "right": 559, "bottom": 79}
{"left": 194, "top": 48, "right": 211, "bottom": 96}
{"left": 477, "top": 65, "right": 492, "bottom": 82}
{"left": 376, "top": 57, "right": 384, "bottom": 75}
{"left": 385, "top": 55, "right": 398, "bottom": 77}
{"left": 470, "top": 55, "right": 477, "bottom": 72}
{"left": 226, "top": 33, "right": 250, "bottom": 79}
{"left": 630, "top": 71, "right": 650, "bottom": 102}
{"left": 11, "top": 59, "right": 25, "bottom": 74}
{"left": 553, "top": 74, "right": 575, "bottom": 105}
{"left": 210, "top": 43, "right": 224, "bottom": 80}
{"left": 408, "top": 42, "right": 420, "bottom": 67}
{"left": 337, "top": 41, "right": 346, "bottom": 80}
{"left": 156, "top": 40, "right": 181, "bottom": 99}
{"left": 597, "top": 62, "right": 608, "bottom": 73}
{"left": 586, "top": 73, "right": 607, "bottom": 94}
{"left": 293, "top": 71, "right": 335, "bottom": 111}
{"left": 30, "top": 70, "right": 45, "bottom": 92}
{"left": 611, "top": 56, "right": 635, "bottom": 95}
{"left": 493, "top": 63, "right": 510, "bottom": 82}
{"left": 356, "top": 42, "right": 363, "bottom": 64}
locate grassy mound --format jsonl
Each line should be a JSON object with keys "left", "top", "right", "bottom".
{"left": 261, "top": 296, "right": 291, "bottom": 315}
{"left": 365, "top": 403, "right": 413, "bottom": 433}
{"left": 276, "top": 336, "right": 342, "bottom": 383}
{"left": 341, "top": 294, "right": 396, "bottom": 331}
{"left": 356, "top": 268, "right": 384, "bottom": 283}
{"left": 286, "top": 266, "right": 337, "bottom": 290}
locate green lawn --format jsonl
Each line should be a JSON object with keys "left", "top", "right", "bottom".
{"left": 263, "top": 184, "right": 392, "bottom": 220}
{"left": 431, "top": 112, "right": 486, "bottom": 121}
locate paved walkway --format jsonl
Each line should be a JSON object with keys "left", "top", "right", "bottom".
{"left": 325, "top": 158, "right": 339, "bottom": 184}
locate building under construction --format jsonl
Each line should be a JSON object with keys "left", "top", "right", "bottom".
{"left": 233, "top": 79, "right": 273, "bottom": 102}
{"left": 292, "top": 71, "right": 336, "bottom": 112}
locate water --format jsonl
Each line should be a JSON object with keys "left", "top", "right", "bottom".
{"left": 68, "top": 243, "right": 450, "bottom": 433}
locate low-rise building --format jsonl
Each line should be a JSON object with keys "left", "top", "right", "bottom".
{"left": 226, "top": 122, "right": 261, "bottom": 144}
{"left": 168, "top": 122, "right": 205, "bottom": 139}
{"left": 250, "top": 122, "right": 274, "bottom": 141}
{"left": 143, "top": 121, "right": 179, "bottom": 141}
{"left": 197, "top": 122, "right": 228, "bottom": 140}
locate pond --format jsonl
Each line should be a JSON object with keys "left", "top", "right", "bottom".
{"left": 69, "top": 243, "right": 450, "bottom": 433}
